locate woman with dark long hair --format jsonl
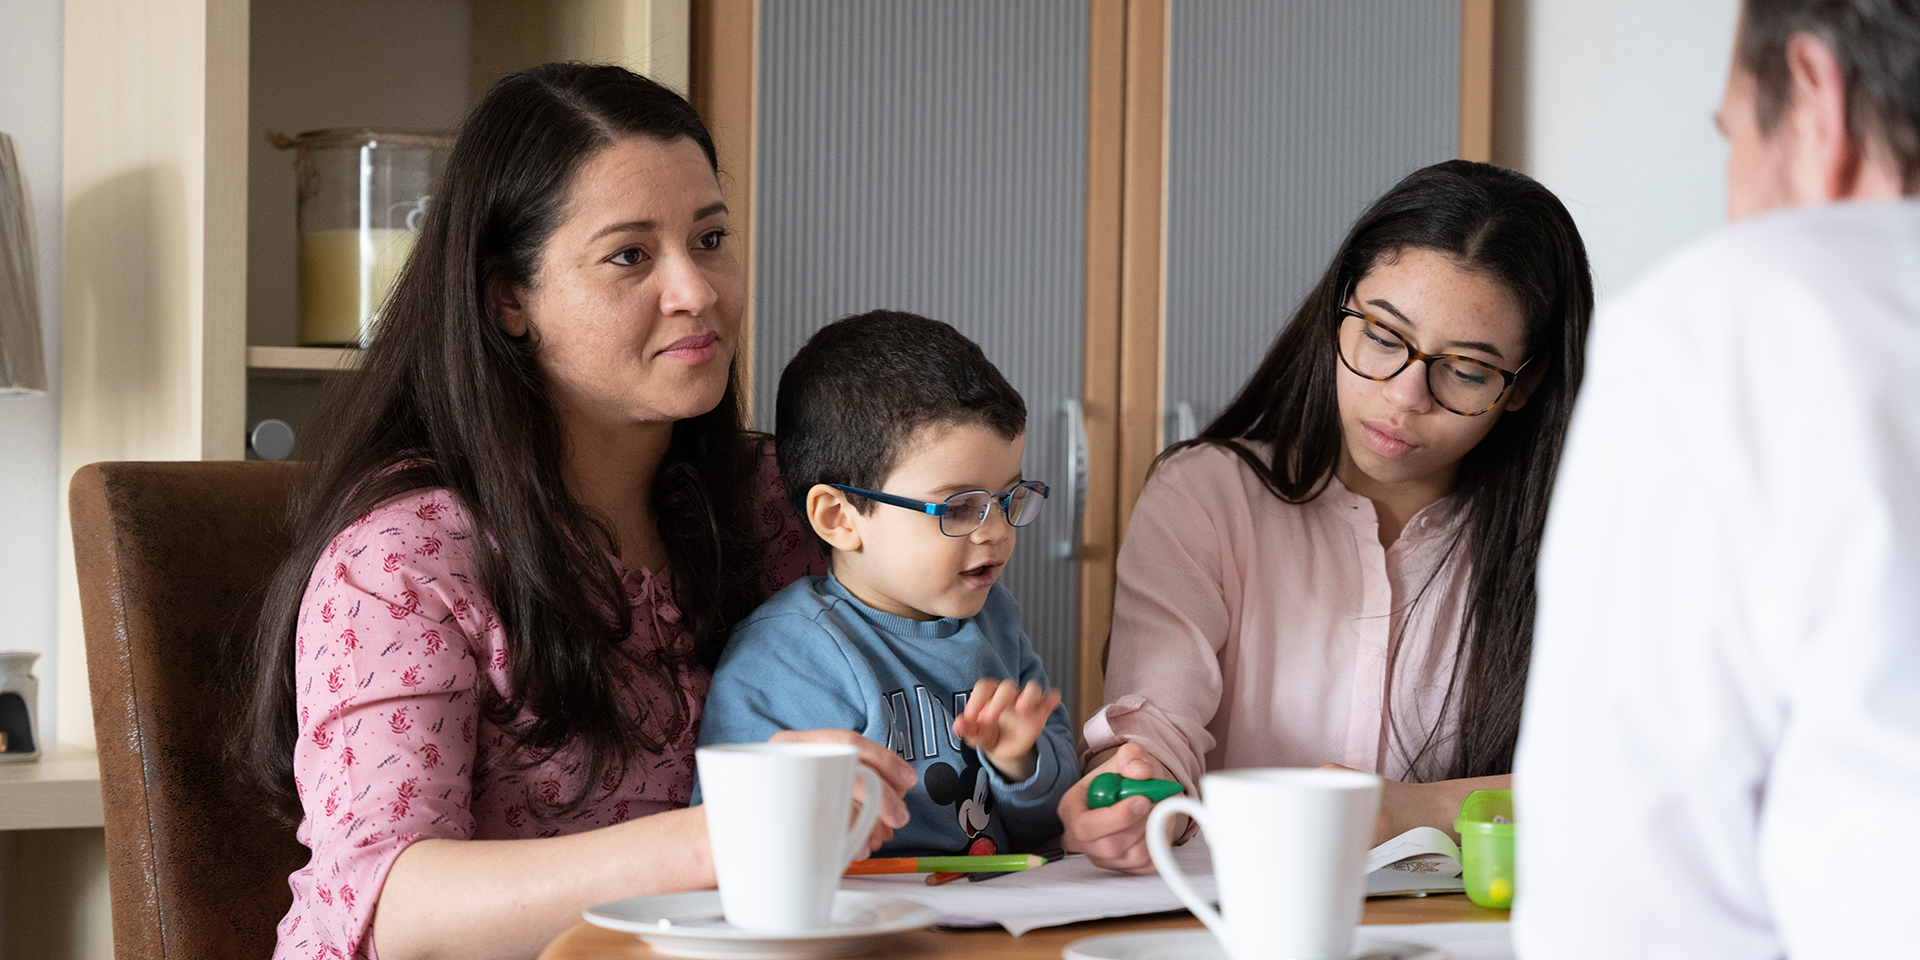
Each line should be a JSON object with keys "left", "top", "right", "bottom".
{"left": 242, "top": 64, "right": 912, "bottom": 960}
{"left": 1058, "top": 160, "right": 1592, "bottom": 871}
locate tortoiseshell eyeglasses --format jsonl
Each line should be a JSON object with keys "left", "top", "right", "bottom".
{"left": 1334, "top": 307, "right": 1531, "bottom": 416}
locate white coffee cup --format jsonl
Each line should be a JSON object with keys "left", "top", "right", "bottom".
{"left": 1147, "top": 767, "right": 1381, "bottom": 960}
{"left": 697, "top": 742, "right": 883, "bottom": 932}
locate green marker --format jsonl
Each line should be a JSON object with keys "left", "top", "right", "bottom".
{"left": 1086, "top": 771, "right": 1182, "bottom": 809}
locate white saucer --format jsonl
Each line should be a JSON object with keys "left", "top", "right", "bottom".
{"left": 584, "top": 890, "right": 941, "bottom": 959}
{"left": 1062, "top": 928, "right": 1449, "bottom": 960}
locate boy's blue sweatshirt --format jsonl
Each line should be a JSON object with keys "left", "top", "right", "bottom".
{"left": 698, "top": 572, "right": 1077, "bottom": 857}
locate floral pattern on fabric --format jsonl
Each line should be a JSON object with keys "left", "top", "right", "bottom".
{"left": 275, "top": 453, "right": 822, "bottom": 960}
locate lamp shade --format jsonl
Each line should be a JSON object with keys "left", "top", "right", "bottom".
{"left": 0, "top": 131, "right": 47, "bottom": 396}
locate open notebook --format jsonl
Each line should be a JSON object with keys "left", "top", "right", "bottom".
{"left": 1364, "top": 826, "right": 1470, "bottom": 898}
{"left": 839, "top": 828, "right": 1465, "bottom": 935}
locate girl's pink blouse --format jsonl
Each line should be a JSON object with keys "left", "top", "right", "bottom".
{"left": 275, "top": 457, "right": 822, "bottom": 960}
{"left": 1083, "top": 442, "right": 1472, "bottom": 792}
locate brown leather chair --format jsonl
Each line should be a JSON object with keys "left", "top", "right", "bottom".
{"left": 71, "top": 461, "right": 313, "bottom": 960}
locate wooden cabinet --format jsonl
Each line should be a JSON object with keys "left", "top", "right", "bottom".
{"left": 693, "top": 0, "right": 1492, "bottom": 724}
{"left": 58, "top": 0, "right": 689, "bottom": 745}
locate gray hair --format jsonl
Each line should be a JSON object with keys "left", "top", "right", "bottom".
{"left": 1739, "top": 0, "right": 1920, "bottom": 190}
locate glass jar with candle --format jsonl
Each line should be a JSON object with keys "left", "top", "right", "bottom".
{"left": 281, "top": 129, "right": 450, "bottom": 347}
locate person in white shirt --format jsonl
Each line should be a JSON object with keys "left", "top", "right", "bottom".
{"left": 1514, "top": 1, "right": 1920, "bottom": 957}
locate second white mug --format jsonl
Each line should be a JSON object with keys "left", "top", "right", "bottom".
{"left": 698, "top": 742, "right": 882, "bottom": 933}
{"left": 1147, "top": 767, "right": 1381, "bottom": 960}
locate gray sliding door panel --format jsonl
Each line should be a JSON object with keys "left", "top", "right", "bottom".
{"left": 1165, "top": 1, "right": 1461, "bottom": 440}
{"left": 754, "top": 1, "right": 1089, "bottom": 708}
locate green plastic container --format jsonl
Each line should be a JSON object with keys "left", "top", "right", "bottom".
{"left": 1454, "top": 789, "right": 1516, "bottom": 909}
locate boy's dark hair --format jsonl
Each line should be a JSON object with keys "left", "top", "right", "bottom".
{"left": 775, "top": 310, "right": 1027, "bottom": 511}
{"left": 1739, "top": 0, "right": 1920, "bottom": 190}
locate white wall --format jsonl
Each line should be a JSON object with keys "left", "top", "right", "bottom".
{"left": 0, "top": 0, "right": 64, "bottom": 745}
{"left": 1495, "top": 0, "right": 1741, "bottom": 301}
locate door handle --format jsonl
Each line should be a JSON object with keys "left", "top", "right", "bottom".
{"left": 1167, "top": 401, "right": 1198, "bottom": 445}
{"left": 1056, "top": 399, "right": 1088, "bottom": 560}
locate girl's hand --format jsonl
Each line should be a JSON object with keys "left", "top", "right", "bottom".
{"left": 1318, "top": 763, "right": 1415, "bottom": 846}
{"left": 951, "top": 678, "right": 1062, "bottom": 781}
{"left": 771, "top": 729, "right": 917, "bottom": 854}
{"left": 1316, "top": 762, "right": 1510, "bottom": 846}
{"left": 1057, "top": 742, "right": 1181, "bottom": 874}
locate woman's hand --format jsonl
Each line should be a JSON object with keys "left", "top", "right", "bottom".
{"left": 770, "top": 729, "right": 916, "bottom": 855}
{"left": 375, "top": 805, "right": 716, "bottom": 960}
{"left": 1316, "top": 763, "right": 1511, "bottom": 846}
{"left": 1057, "top": 743, "right": 1181, "bottom": 874}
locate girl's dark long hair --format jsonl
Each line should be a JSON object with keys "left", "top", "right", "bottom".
{"left": 240, "top": 63, "right": 772, "bottom": 823}
{"left": 1166, "top": 160, "right": 1592, "bottom": 780}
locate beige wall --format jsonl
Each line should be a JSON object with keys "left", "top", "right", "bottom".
{"left": 0, "top": 0, "right": 111, "bottom": 955}
{"left": 0, "top": 0, "right": 65, "bottom": 748}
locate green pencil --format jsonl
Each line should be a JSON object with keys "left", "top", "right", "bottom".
{"left": 844, "top": 853, "right": 1049, "bottom": 875}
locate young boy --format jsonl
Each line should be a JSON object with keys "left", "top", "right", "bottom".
{"left": 699, "top": 310, "right": 1078, "bottom": 858}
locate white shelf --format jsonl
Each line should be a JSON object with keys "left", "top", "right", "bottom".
{"left": 246, "top": 345, "right": 362, "bottom": 373}
{"left": 0, "top": 742, "right": 104, "bottom": 830}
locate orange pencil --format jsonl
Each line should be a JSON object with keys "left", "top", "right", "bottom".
{"left": 844, "top": 853, "right": 1048, "bottom": 875}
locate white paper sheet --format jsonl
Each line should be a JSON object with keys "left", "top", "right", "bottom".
{"left": 839, "top": 837, "right": 1218, "bottom": 936}
{"left": 1366, "top": 872, "right": 1466, "bottom": 898}
{"left": 838, "top": 833, "right": 1469, "bottom": 936}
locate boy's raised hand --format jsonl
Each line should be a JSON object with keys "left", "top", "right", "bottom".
{"left": 952, "top": 678, "right": 1061, "bottom": 781}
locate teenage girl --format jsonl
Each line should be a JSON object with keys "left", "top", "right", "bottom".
{"left": 1060, "top": 160, "right": 1592, "bottom": 871}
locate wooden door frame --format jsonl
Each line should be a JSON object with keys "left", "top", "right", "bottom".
{"left": 690, "top": 0, "right": 761, "bottom": 418}
{"left": 1081, "top": 0, "right": 1496, "bottom": 723}
{"left": 1077, "top": 0, "right": 1164, "bottom": 725}
{"left": 1461, "top": 0, "right": 1494, "bottom": 162}
{"left": 689, "top": 0, "right": 1493, "bottom": 730}
{"left": 691, "top": 0, "right": 1134, "bottom": 729}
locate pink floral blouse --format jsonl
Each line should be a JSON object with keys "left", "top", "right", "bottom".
{"left": 275, "top": 456, "right": 822, "bottom": 960}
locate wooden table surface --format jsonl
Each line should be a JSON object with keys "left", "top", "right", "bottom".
{"left": 538, "top": 894, "right": 1508, "bottom": 960}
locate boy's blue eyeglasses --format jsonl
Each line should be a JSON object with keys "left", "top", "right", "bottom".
{"left": 829, "top": 481, "right": 1050, "bottom": 538}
